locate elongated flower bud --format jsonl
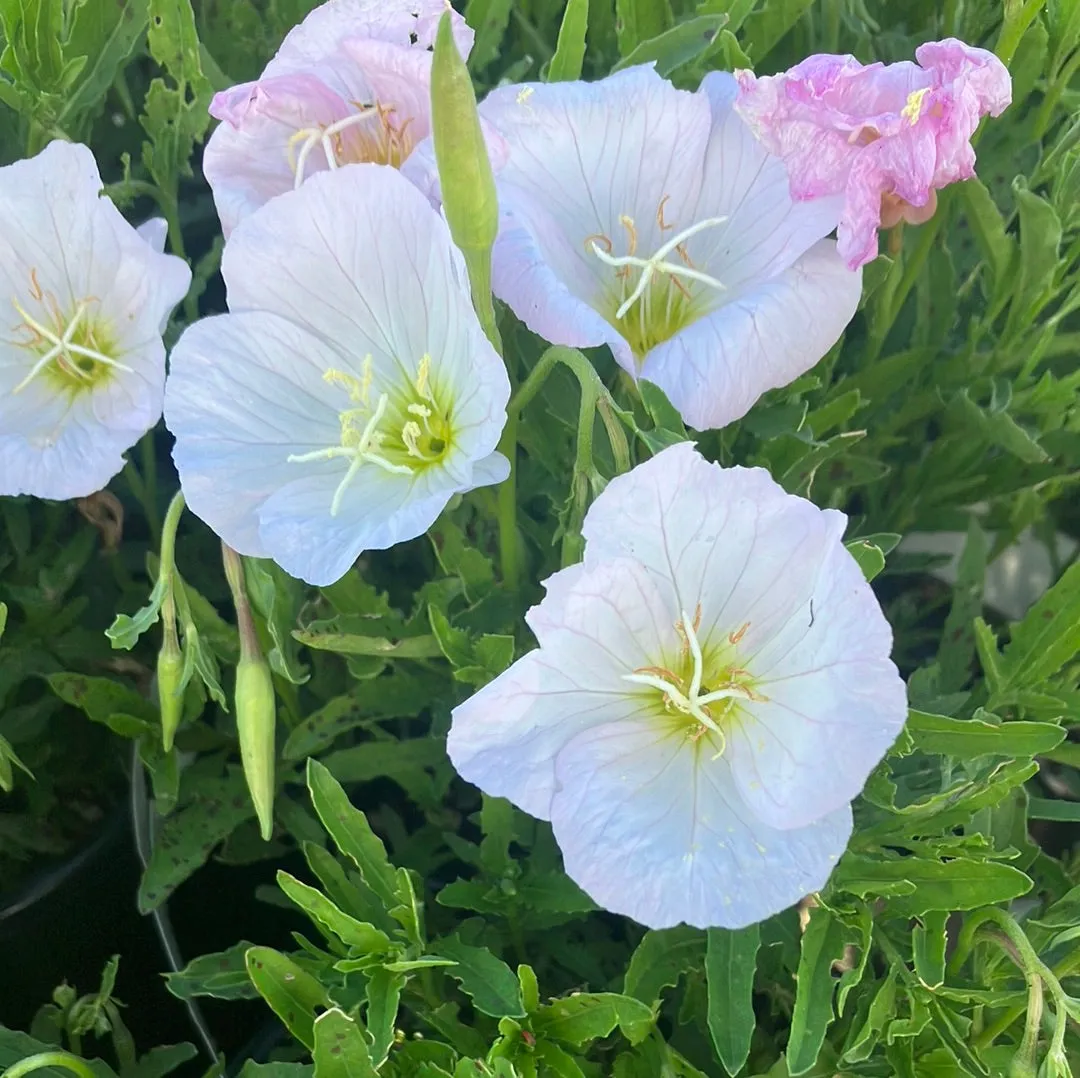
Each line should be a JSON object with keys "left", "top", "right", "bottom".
{"left": 235, "top": 654, "right": 276, "bottom": 841}
{"left": 431, "top": 11, "right": 498, "bottom": 255}
{"left": 157, "top": 628, "right": 184, "bottom": 753}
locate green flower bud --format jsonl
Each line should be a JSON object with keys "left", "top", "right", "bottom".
{"left": 157, "top": 629, "right": 185, "bottom": 753}
{"left": 431, "top": 11, "right": 498, "bottom": 255}
{"left": 235, "top": 655, "right": 276, "bottom": 841}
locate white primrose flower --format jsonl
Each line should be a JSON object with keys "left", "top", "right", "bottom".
{"left": 448, "top": 443, "right": 908, "bottom": 929}
{"left": 164, "top": 163, "right": 510, "bottom": 586}
{"left": 0, "top": 141, "right": 191, "bottom": 500}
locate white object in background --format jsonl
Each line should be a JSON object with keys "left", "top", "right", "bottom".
{"left": 899, "top": 529, "right": 1078, "bottom": 621}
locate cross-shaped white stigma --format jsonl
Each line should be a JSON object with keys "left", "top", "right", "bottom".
{"left": 623, "top": 610, "right": 755, "bottom": 754}
{"left": 12, "top": 299, "right": 131, "bottom": 394}
{"left": 592, "top": 216, "right": 729, "bottom": 320}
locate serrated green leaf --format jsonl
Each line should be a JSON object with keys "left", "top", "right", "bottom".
{"left": 741, "top": 0, "right": 814, "bottom": 60}
{"left": 246, "top": 947, "right": 331, "bottom": 1051}
{"left": 276, "top": 870, "right": 392, "bottom": 955}
{"left": 307, "top": 758, "right": 399, "bottom": 911}
{"left": 533, "top": 992, "right": 654, "bottom": 1047}
{"left": 845, "top": 539, "right": 886, "bottom": 582}
{"left": 705, "top": 925, "right": 759, "bottom": 1076}
{"left": 906, "top": 710, "right": 1065, "bottom": 757}
{"left": 614, "top": 0, "right": 673, "bottom": 57}
{"left": 464, "top": 0, "right": 512, "bottom": 71}
{"left": 293, "top": 629, "right": 443, "bottom": 659}
{"left": 623, "top": 926, "right": 705, "bottom": 1004}
{"left": 787, "top": 906, "right": 846, "bottom": 1076}
{"left": 311, "top": 1008, "right": 377, "bottom": 1078}
{"left": 936, "top": 518, "right": 988, "bottom": 693}
{"left": 431, "top": 935, "right": 525, "bottom": 1018}
{"left": 612, "top": 15, "right": 726, "bottom": 77}
{"left": 365, "top": 968, "right": 404, "bottom": 1068}
{"left": 912, "top": 911, "right": 948, "bottom": 989}
{"left": 835, "top": 855, "right": 1032, "bottom": 914}
{"left": 107, "top": 574, "right": 167, "bottom": 650}
{"left": 165, "top": 941, "right": 260, "bottom": 1001}
{"left": 996, "top": 560, "right": 1080, "bottom": 694}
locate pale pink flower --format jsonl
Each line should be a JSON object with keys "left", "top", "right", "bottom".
{"left": 735, "top": 38, "right": 1011, "bottom": 269}
{"left": 203, "top": 0, "right": 473, "bottom": 236}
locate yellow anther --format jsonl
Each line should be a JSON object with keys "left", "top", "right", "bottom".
{"left": 728, "top": 622, "right": 750, "bottom": 645}
{"left": 401, "top": 420, "right": 426, "bottom": 458}
{"left": 619, "top": 215, "right": 638, "bottom": 257}
{"left": 516, "top": 86, "right": 534, "bottom": 106}
{"left": 901, "top": 87, "right": 930, "bottom": 125}
{"left": 415, "top": 353, "right": 432, "bottom": 398}
{"left": 323, "top": 367, "right": 369, "bottom": 405}
{"left": 407, "top": 402, "right": 432, "bottom": 419}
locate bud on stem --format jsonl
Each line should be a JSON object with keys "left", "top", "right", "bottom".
{"left": 431, "top": 11, "right": 501, "bottom": 351}
{"left": 222, "top": 543, "right": 276, "bottom": 841}
{"left": 157, "top": 610, "right": 184, "bottom": 753}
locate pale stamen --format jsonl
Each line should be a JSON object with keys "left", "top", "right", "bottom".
{"left": 288, "top": 107, "right": 379, "bottom": 188}
{"left": 12, "top": 300, "right": 130, "bottom": 394}
{"left": 591, "top": 216, "right": 729, "bottom": 321}
{"left": 622, "top": 609, "right": 762, "bottom": 756}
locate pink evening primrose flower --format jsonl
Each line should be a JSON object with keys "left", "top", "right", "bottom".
{"left": 734, "top": 39, "right": 1012, "bottom": 270}
{"left": 203, "top": 0, "right": 473, "bottom": 236}
{"left": 462, "top": 65, "right": 862, "bottom": 433}
{"left": 0, "top": 141, "right": 190, "bottom": 501}
{"left": 448, "top": 442, "right": 908, "bottom": 929}
{"left": 164, "top": 164, "right": 510, "bottom": 587}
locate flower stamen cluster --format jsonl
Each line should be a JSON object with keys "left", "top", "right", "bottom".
{"left": 11, "top": 276, "right": 130, "bottom": 395}
{"left": 287, "top": 103, "right": 416, "bottom": 188}
{"left": 287, "top": 354, "right": 450, "bottom": 517}
{"left": 588, "top": 205, "right": 728, "bottom": 359}
{"left": 622, "top": 608, "right": 763, "bottom": 757}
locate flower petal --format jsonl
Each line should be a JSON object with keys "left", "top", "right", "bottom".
{"left": 639, "top": 238, "right": 861, "bottom": 430}
{"left": 550, "top": 719, "right": 853, "bottom": 928}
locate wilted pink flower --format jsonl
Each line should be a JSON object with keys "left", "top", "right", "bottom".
{"left": 735, "top": 38, "right": 1011, "bottom": 269}
{"left": 203, "top": 0, "right": 473, "bottom": 235}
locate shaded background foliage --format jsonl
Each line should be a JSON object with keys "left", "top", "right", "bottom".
{"left": 3, "top": 0, "right": 1080, "bottom": 1077}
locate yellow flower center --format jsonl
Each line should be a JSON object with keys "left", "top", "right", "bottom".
{"left": 287, "top": 101, "right": 417, "bottom": 188}
{"left": 901, "top": 87, "right": 931, "bottom": 125}
{"left": 288, "top": 354, "right": 452, "bottom": 516}
{"left": 623, "top": 606, "right": 765, "bottom": 757}
{"left": 9, "top": 270, "right": 125, "bottom": 396}
{"left": 588, "top": 198, "right": 728, "bottom": 361}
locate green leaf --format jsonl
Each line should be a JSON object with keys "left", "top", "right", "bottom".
{"left": 245, "top": 947, "right": 331, "bottom": 1052}
{"left": 365, "top": 968, "right": 405, "bottom": 1067}
{"left": 165, "top": 941, "right": 260, "bottom": 1001}
{"left": 623, "top": 926, "right": 704, "bottom": 1004}
{"left": 58, "top": 0, "right": 150, "bottom": 132}
{"left": 125, "top": 1044, "right": 198, "bottom": 1078}
{"left": 611, "top": 15, "right": 726, "bottom": 77}
{"left": 276, "top": 871, "right": 392, "bottom": 954}
{"left": 0, "top": 1029, "right": 117, "bottom": 1078}
{"left": 905, "top": 710, "right": 1065, "bottom": 757}
{"left": 996, "top": 559, "right": 1080, "bottom": 693}
{"left": 786, "top": 906, "right": 847, "bottom": 1076}
{"left": 106, "top": 574, "right": 166, "bottom": 650}
{"left": 1027, "top": 798, "right": 1080, "bottom": 822}
{"left": 705, "top": 925, "right": 760, "bottom": 1076}
{"left": 0, "top": 601, "right": 6, "bottom": 641}
{"left": 48, "top": 672, "right": 156, "bottom": 724}
{"left": 614, "top": 0, "right": 673, "bottom": 57}
{"left": 912, "top": 912, "right": 948, "bottom": 989}
{"left": 948, "top": 390, "right": 1047, "bottom": 464}
{"left": 844, "top": 539, "right": 886, "bottom": 582}
{"left": 834, "top": 856, "right": 1032, "bottom": 915}
{"left": 238, "top": 1065, "right": 311, "bottom": 1078}
{"left": 1006, "top": 182, "right": 1062, "bottom": 331}
{"left": 973, "top": 617, "right": 1004, "bottom": 697}
{"left": 293, "top": 629, "right": 443, "bottom": 659}
{"left": 532, "top": 992, "right": 654, "bottom": 1047}
{"left": 548, "top": 0, "right": 588, "bottom": 80}
{"left": 137, "top": 774, "right": 256, "bottom": 913}
{"left": 936, "top": 518, "right": 988, "bottom": 693}
{"left": 957, "top": 179, "right": 1015, "bottom": 296}
{"left": 306, "top": 758, "right": 398, "bottom": 911}
{"left": 479, "top": 794, "right": 514, "bottom": 875}
{"left": 245, "top": 559, "right": 310, "bottom": 685}
{"left": 741, "top": 0, "right": 814, "bottom": 60}
{"left": 311, "top": 1008, "right": 377, "bottom": 1078}
{"left": 463, "top": 0, "right": 512, "bottom": 71}
{"left": 518, "top": 964, "right": 540, "bottom": 1014}
{"left": 431, "top": 935, "right": 526, "bottom": 1018}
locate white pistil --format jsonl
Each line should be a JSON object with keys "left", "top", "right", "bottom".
{"left": 12, "top": 300, "right": 131, "bottom": 394}
{"left": 288, "top": 107, "right": 378, "bottom": 188}
{"left": 591, "top": 216, "right": 729, "bottom": 320}
{"left": 288, "top": 392, "right": 412, "bottom": 517}
{"left": 623, "top": 609, "right": 757, "bottom": 754}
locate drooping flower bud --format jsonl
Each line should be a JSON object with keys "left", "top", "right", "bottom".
{"left": 157, "top": 623, "right": 185, "bottom": 753}
{"left": 235, "top": 652, "right": 276, "bottom": 841}
{"left": 222, "top": 543, "right": 276, "bottom": 840}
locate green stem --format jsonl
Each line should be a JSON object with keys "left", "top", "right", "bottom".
{"left": 1, "top": 1052, "right": 97, "bottom": 1078}
{"left": 995, "top": 0, "right": 1046, "bottom": 69}
{"left": 463, "top": 248, "right": 502, "bottom": 354}
{"left": 140, "top": 432, "right": 160, "bottom": 546}
{"left": 496, "top": 408, "right": 521, "bottom": 591}
{"left": 159, "top": 490, "right": 186, "bottom": 587}
{"left": 560, "top": 371, "right": 599, "bottom": 567}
